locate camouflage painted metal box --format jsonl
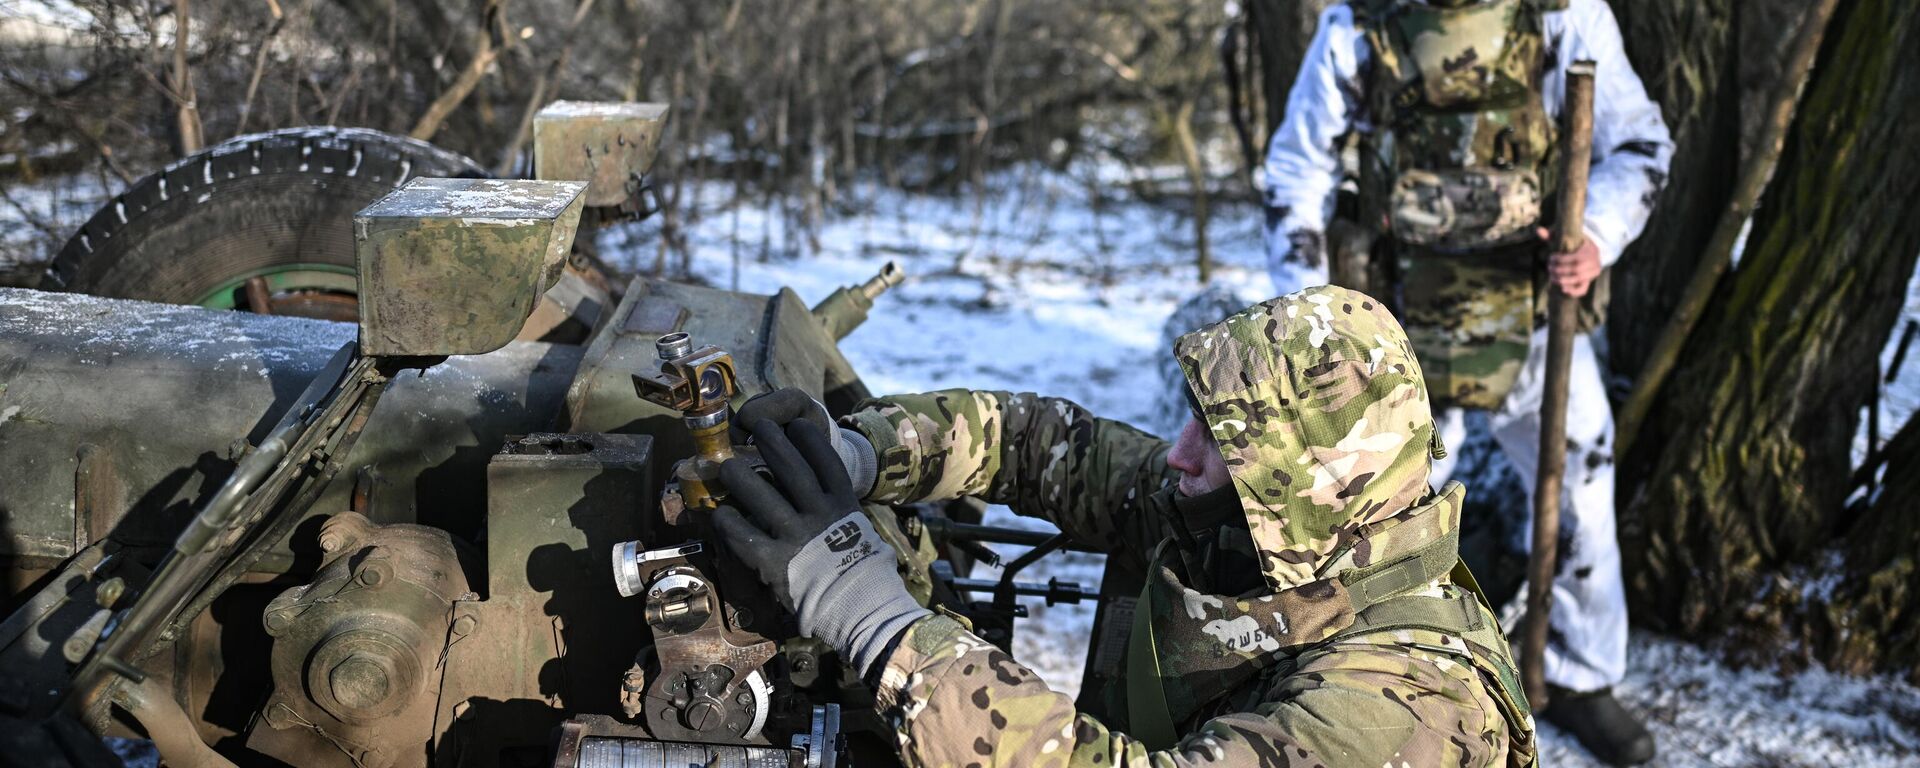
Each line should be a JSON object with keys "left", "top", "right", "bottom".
{"left": 355, "top": 178, "right": 587, "bottom": 356}
{"left": 533, "top": 101, "right": 670, "bottom": 207}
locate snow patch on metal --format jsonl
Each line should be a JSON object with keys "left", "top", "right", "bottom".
{"left": 357, "top": 178, "right": 585, "bottom": 221}
{"left": 536, "top": 100, "right": 669, "bottom": 119}
{"left": 0, "top": 287, "right": 354, "bottom": 368}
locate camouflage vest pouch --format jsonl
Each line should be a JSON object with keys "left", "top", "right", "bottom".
{"left": 1124, "top": 527, "right": 1474, "bottom": 737}
{"left": 1399, "top": 240, "right": 1537, "bottom": 409}
{"left": 1359, "top": 0, "right": 1557, "bottom": 250}
{"left": 1357, "top": 0, "right": 1556, "bottom": 408}
{"left": 1388, "top": 168, "right": 1541, "bottom": 248}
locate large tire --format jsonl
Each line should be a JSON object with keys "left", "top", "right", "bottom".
{"left": 41, "top": 127, "right": 487, "bottom": 316}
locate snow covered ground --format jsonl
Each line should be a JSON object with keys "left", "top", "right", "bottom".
{"left": 0, "top": 171, "right": 112, "bottom": 280}
{"left": 597, "top": 171, "right": 1920, "bottom": 767}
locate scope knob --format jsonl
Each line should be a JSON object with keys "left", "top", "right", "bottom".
{"left": 682, "top": 698, "right": 724, "bottom": 730}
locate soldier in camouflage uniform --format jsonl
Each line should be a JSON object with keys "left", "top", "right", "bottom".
{"left": 1261, "top": 2, "right": 1672, "bottom": 762}
{"left": 714, "top": 285, "right": 1537, "bottom": 767}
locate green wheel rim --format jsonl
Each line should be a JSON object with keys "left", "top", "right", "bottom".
{"left": 193, "top": 265, "right": 358, "bottom": 310}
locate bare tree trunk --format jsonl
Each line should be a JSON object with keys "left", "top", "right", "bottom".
{"left": 802, "top": 0, "right": 830, "bottom": 254}
{"left": 677, "top": 30, "right": 713, "bottom": 277}
{"left": 1604, "top": 0, "right": 1741, "bottom": 384}
{"left": 1624, "top": 0, "right": 1920, "bottom": 677}
{"left": 1170, "top": 98, "right": 1210, "bottom": 283}
{"left": 968, "top": 0, "right": 1011, "bottom": 197}
{"left": 235, "top": 10, "right": 285, "bottom": 136}
{"left": 1737, "top": 1, "right": 1817, "bottom": 166}
{"left": 618, "top": 0, "right": 647, "bottom": 101}
{"left": 1838, "top": 414, "right": 1920, "bottom": 683}
{"left": 1613, "top": 0, "right": 1839, "bottom": 457}
{"left": 171, "top": 0, "right": 204, "bottom": 154}
{"left": 1240, "top": 0, "right": 1332, "bottom": 138}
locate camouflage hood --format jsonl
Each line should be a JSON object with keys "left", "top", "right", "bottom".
{"left": 1174, "top": 286, "right": 1439, "bottom": 591}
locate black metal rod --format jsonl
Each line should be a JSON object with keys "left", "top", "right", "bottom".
{"left": 993, "top": 532, "right": 1073, "bottom": 612}
{"left": 951, "top": 539, "right": 1003, "bottom": 569}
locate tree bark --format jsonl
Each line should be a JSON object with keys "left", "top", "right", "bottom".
{"left": 171, "top": 0, "right": 204, "bottom": 155}
{"left": 1834, "top": 414, "right": 1920, "bottom": 683}
{"left": 1623, "top": 0, "right": 1920, "bottom": 676}
{"left": 1170, "top": 97, "right": 1210, "bottom": 283}
{"left": 1613, "top": 0, "right": 1839, "bottom": 458}
{"left": 1603, "top": 0, "right": 1740, "bottom": 384}
{"left": 1736, "top": 1, "right": 1816, "bottom": 167}
{"left": 1241, "top": 0, "right": 1333, "bottom": 138}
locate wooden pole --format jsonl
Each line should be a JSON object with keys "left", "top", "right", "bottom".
{"left": 1612, "top": 0, "right": 1842, "bottom": 459}
{"left": 1523, "top": 60, "right": 1594, "bottom": 712}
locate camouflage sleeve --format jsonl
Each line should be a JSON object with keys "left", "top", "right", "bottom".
{"left": 1556, "top": 0, "right": 1673, "bottom": 267}
{"left": 841, "top": 390, "right": 1175, "bottom": 554}
{"left": 874, "top": 615, "right": 1518, "bottom": 768}
{"left": 1260, "top": 3, "right": 1365, "bottom": 295}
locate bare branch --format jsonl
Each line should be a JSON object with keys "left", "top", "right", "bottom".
{"left": 410, "top": 0, "right": 509, "bottom": 140}
{"left": 493, "top": 0, "right": 599, "bottom": 175}
{"left": 235, "top": 13, "right": 286, "bottom": 135}
{"left": 171, "top": 0, "right": 204, "bottom": 153}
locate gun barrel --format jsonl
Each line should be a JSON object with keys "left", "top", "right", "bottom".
{"left": 859, "top": 260, "right": 905, "bottom": 299}
{"left": 811, "top": 261, "right": 906, "bottom": 340}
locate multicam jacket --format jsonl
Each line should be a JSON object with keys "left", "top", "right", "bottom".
{"left": 1263, "top": 0, "right": 1672, "bottom": 282}
{"left": 841, "top": 286, "right": 1536, "bottom": 768}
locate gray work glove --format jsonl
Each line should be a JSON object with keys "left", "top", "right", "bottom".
{"left": 712, "top": 418, "right": 927, "bottom": 676}
{"left": 731, "top": 388, "right": 877, "bottom": 495}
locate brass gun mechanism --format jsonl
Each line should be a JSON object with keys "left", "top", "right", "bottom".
{"left": 633, "top": 332, "right": 741, "bottom": 511}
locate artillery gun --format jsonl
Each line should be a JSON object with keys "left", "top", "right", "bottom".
{"left": 0, "top": 104, "right": 1108, "bottom": 768}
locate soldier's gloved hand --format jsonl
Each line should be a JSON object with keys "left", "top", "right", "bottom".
{"left": 730, "top": 388, "right": 877, "bottom": 496}
{"left": 712, "top": 418, "right": 928, "bottom": 676}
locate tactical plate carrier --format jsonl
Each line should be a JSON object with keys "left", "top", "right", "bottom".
{"left": 1356, "top": 0, "right": 1566, "bottom": 409}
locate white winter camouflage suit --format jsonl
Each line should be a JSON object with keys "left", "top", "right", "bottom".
{"left": 1262, "top": 0, "right": 1673, "bottom": 692}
